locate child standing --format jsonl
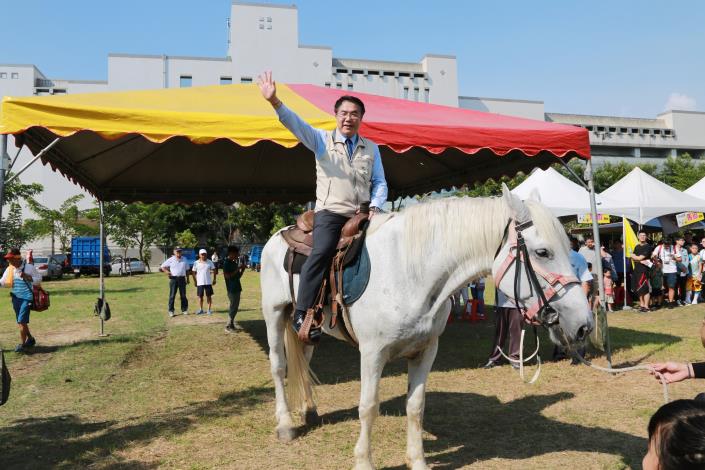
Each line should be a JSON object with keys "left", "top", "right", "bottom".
{"left": 603, "top": 268, "right": 615, "bottom": 312}
{"left": 686, "top": 243, "right": 702, "bottom": 304}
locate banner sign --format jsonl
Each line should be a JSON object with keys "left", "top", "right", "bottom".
{"left": 676, "top": 212, "right": 704, "bottom": 227}
{"left": 577, "top": 214, "right": 611, "bottom": 224}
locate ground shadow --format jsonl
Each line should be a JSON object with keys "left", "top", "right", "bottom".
{"left": 50, "top": 287, "right": 146, "bottom": 296}
{"left": 0, "top": 384, "right": 274, "bottom": 469}
{"left": 239, "top": 316, "right": 682, "bottom": 386}
{"left": 315, "top": 391, "right": 645, "bottom": 469}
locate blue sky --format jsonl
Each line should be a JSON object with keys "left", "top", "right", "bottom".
{"left": 1, "top": 0, "right": 703, "bottom": 117}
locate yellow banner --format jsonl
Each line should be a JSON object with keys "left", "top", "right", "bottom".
{"left": 624, "top": 219, "right": 638, "bottom": 268}
{"left": 577, "top": 213, "right": 611, "bottom": 224}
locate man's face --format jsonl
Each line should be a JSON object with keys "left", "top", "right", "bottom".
{"left": 335, "top": 101, "right": 363, "bottom": 138}
{"left": 199, "top": 253, "right": 207, "bottom": 260}
{"left": 638, "top": 232, "right": 647, "bottom": 242}
{"left": 174, "top": 250, "right": 182, "bottom": 259}
{"left": 228, "top": 251, "right": 238, "bottom": 261}
{"left": 8, "top": 257, "right": 21, "bottom": 267}
{"left": 585, "top": 239, "right": 595, "bottom": 249}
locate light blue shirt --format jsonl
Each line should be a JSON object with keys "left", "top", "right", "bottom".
{"left": 276, "top": 104, "right": 388, "bottom": 209}
{"left": 570, "top": 250, "right": 593, "bottom": 283}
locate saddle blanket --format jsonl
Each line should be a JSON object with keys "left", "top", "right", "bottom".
{"left": 283, "top": 244, "right": 371, "bottom": 305}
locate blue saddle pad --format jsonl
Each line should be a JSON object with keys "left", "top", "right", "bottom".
{"left": 338, "top": 245, "right": 371, "bottom": 305}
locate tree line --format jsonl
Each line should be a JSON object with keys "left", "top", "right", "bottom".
{"left": 2, "top": 154, "right": 704, "bottom": 261}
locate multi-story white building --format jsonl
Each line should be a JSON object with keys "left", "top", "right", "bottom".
{"left": 0, "top": 1, "right": 458, "bottom": 230}
{"left": 1, "top": 1, "right": 704, "bottom": 249}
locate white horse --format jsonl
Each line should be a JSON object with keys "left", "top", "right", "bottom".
{"left": 260, "top": 186, "right": 593, "bottom": 470}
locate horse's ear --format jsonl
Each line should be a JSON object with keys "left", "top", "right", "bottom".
{"left": 528, "top": 188, "right": 542, "bottom": 203}
{"left": 502, "top": 183, "right": 531, "bottom": 223}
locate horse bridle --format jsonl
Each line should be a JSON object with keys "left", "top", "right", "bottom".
{"left": 493, "top": 218, "right": 580, "bottom": 330}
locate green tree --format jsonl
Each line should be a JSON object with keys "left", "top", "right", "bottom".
{"left": 176, "top": 229, "right": 198, "bottom": 248}
{"left": 27, "top": 194, "right": 93, "bottom": 253}
{"left": 456, "top": 173, "right": 528, "bottom": 197}
{"left": 0, "top": 203, "right": 28, "bottom": 250}
{"left": 660, "top": 153, "right": 705, "bottom": 190}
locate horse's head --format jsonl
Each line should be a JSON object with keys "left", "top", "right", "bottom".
{"left": 492, "top": 185, "right": 593, "bottom": 351}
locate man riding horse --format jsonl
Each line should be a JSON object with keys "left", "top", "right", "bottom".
{"left": 257, "top": 71, "right": 388, "bottom": 343}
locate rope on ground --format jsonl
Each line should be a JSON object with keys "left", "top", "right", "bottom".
{"left": 576, "top": 355, "right": 670, "bottom": 403}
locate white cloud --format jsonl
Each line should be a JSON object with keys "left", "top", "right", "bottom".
{"left": 664, "top": 92, "right": 697, "bottom": 111}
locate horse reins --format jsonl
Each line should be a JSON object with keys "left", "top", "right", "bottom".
{"left": 493, "top": 217, "right": 671, "bottom": 403}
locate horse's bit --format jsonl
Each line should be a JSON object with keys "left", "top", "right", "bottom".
{"left": 493, "top": 219, "right": 580, "bottom": 329}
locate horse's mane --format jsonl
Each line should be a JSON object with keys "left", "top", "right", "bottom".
{"left": 401, "top": 196, "right": 510, "bottom": 279}
{"left": 401, "top": 195, "right": 570, "bottom": 279}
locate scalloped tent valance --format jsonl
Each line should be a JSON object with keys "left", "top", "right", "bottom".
{"left": 0, "top": 83, "right": 590, "bottom": 203}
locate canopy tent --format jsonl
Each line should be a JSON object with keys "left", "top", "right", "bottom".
{"left": 0, "top": 83, "right": 590, "bottom": 204}
{"left": 511, "top": 166, "right": 621, "bottom": 217}
{"left": 598, "top": 167, "right": 705, "bottom": 225}
{"left": 685, "top": 175, "right": 705, "bottom": 199}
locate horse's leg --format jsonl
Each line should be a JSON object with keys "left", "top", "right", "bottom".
{"left": 405, "top": 337, "right": 439, "bottom": 470}
{"left": 303, "top": 345, "right": 320, "bottom": 426}
{"left": 354, "top": 348, "right": 385, "bottom": 470}
{"left": 265, "top": 304, "right": 296, "bottom": 442}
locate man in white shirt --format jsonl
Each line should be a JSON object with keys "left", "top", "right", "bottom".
{"left": 578, "top": 237, "right": 597, "bottom": 273}
{"left": 191, "top": 249, "right": 218, "bottom": 315}
{"left": 160, "top": 247, "right": 190, "bottom": 317}
{"left": 653, "top": 239, "right": 679, "bottom": 308}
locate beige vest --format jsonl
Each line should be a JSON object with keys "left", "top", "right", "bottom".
{"left": 315, "top": 131, "right": 376, "bottom": 217}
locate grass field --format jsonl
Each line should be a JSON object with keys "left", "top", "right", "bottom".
{"left": 1, "top": 272, "right": 704, "bottom": 469}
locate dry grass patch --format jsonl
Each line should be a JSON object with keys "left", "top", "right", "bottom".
{"left": 1, "top": 272, "right": 704, "bottom": 469}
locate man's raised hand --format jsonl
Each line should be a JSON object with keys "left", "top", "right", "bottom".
{"left": 257, "top": 71, "right": 278, "bottom": 104}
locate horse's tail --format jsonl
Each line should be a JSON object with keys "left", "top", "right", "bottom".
{"left": 283, "top": 319, "right": 319, "bottom": 413}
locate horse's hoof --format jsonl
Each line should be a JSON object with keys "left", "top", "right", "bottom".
{"left": 304, "top": 409, "right": 321, "bottom": 426}
{"left": 276, "top": 427, "right": 296, "bottom": 443}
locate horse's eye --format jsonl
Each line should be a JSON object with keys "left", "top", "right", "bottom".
{"left": 535, "top": 248, "right": 549, "bottom": 258}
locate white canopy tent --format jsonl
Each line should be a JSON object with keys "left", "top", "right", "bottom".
{"left": 685, "top": 175, "right": 705, "bottom": 199}
{"left": 598, "top": 167, "right": 705, "bottom": 225}
{"left": 511, "top": 167, "right": 619, "bottom": 217}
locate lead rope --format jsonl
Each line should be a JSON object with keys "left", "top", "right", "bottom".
{"left": 497, "top": 329, "right": 542, "bottom": 384}
{"left": 556, "top": 328, "right": 670, "bottom": 403}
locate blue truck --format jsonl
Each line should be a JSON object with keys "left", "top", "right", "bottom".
{"left": 71, "top": 237, "right": 111, "bottom": 277}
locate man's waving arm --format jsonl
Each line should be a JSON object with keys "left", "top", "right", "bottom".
{"left": 257, "top": 71, "right": 325, "bottom": 156}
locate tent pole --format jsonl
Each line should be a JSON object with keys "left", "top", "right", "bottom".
{"left": 622, "top": 215, "right": 631, "bottom": 311}
{"left": 0, "top": 135, "right": 8, "bottom": 223}
{"left": 586, "top": 158, "right": 613, "bottom": 366}
{"left": 5, "top": 137, "right": 60, "bottom": 185}
{"left": 99, "top": 200, "right": 107, "bottom": 337}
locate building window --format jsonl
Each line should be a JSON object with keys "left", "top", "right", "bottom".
{"left": 324, "top": 82, "right": 331, "bottom": 87}
{"left": 423, "top": 88, "right": 430, "bottom": 103}
{"left": 352, "top": 69, "right": 364, "bottom": 75}
{"left": 347, "top": 83, "right": 353, "bottom": 90}
{"left": 398, "top": 72, "right": 411, "bottom": 78}
{"left": 52, "top": 89, "right": 67, "bottom": 94}
{"left": 403, "top": 87, "right": 409, "bottom": 99}
{"left": 240, "top": 77, "right": 252, "bottom": 84}
{"left": 413, "top": 87, "right": 419, "bottom": 101}
{"left": 336, "top": 83, "right": 342, "bottom": 89}
{"left": 619, "top": 127, "right": 628, "bottom": 134}
{"left": 11, "top": 72, "right": 19, "bottom": 79}
{"left": 220, "top": 76, "right": 232, "bottom": 85}
{"left": 383, "top": 71, "right": 395, "bottom": 76}
{"left": 0, "top": 72, "right": 6, "bottom": 79}
{"left": 179, "top": 75, "right": 192, "bottom": 87}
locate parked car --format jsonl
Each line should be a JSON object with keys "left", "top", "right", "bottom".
{"left": 51, "top": 253, "right": 72, "bottom": 274}
{"left": 33, "top": 255, "right": 63, "bottom": 280}
{"left": 110, "top": 257, "right": 147, "bottom": 276}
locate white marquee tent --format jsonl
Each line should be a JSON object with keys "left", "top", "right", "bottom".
{"left": 598, "top": 167, "right": 705, "bottom": 224}
{"left": 685, "top": 175, "right": 705, "bottom": 199}
{"left": 512, "top": 167, "right": 616, "bottom": 217}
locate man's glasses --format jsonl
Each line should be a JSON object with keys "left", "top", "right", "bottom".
{"left": 336, "top": 111, "right": 361, "bottom": 120}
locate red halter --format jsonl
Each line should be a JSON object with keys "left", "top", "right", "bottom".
{"left": 493, "top": 219, "right": 580, "bottom": 326}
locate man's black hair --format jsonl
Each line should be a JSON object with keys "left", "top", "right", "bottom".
{"left": 227, "top": 245, "right": 240, "bottom": 254}
{"left": 334, "top": 95, "right": 365, "bottom": 116}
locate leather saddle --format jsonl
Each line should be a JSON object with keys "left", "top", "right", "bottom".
{"left": 281, "top": 210, "right": 369, "bottom": 259}
{"left": 280, "top": 209, "right": 370, "bottom": 345}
